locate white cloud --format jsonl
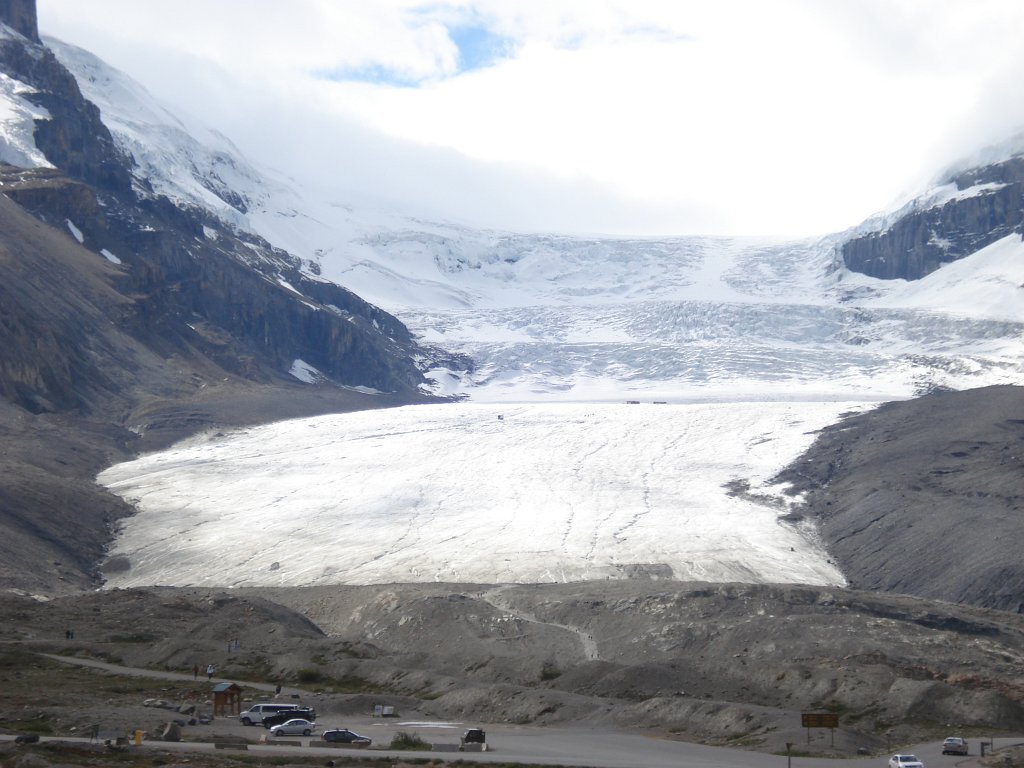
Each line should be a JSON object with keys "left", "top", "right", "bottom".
{"left": 37, "top": 0, "right": 1024, "bottom": 236}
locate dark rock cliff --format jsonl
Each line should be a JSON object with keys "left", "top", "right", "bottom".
{"left": 0, "top": 19, "right": 428, "bottom": 414}
{"left": 0, "top": 0, "right": 37, "bottom": 42}
{"left": 841, "top": 156, "right": 1024, "bottom": 280}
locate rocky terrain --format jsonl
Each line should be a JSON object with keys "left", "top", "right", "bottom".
{"left": 777, "top": 385, "right": 1024, "bottom": 613}
{"left": 1, "top": 581, "right": 1023, "bottom": 757}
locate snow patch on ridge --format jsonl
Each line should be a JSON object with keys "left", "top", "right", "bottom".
{"left": 289, "top": 359, "right": 324, "bottom": 384}
{"left": 65, "top": 219, "right": 83, "bottom": 243}
{"left": 0, "top": 71, "right": 52, "bottom": 168}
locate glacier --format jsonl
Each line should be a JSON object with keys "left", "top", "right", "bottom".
{"left": 98, "top": 402, "right": 854, "bottom": 588}
{"left": 33, "top": 36, "right": 1024, "bottom": 589}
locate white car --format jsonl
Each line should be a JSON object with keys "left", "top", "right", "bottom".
{"left": 238, "top": 703, "right": 300, "bottom": 726}
{"left": 889, "top": 755, "right": 924, "bottom": 768}
{"left": 269, "top": 718, "right": 316, "bottom": 737}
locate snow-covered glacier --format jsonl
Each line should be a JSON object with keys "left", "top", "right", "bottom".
{"left": 98, "top": 402, "right": 854, "bottom": 588}
{"left": 50, "top": 36, "right": 1024, "bottom": 588}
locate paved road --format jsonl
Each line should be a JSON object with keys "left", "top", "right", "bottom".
{"left": 3, "top": 733, "right": 1022, "bottom": 768}
{"left": 33, "top": 654, "right": 1024, "bottom": 768}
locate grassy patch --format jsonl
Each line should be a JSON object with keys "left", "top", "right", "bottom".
{"left": 389, "top": 731, "right": 431, "bottom": 750}
{"left": 0, "top": 647, "right": 47, "bottom": 669}
{"left": 107, "top": 634, "right": 157, "bottom": 644}
{"left": 6, "top": 715, "right": 55, "bottom": 734}
{"left": 329, "top": 673, "right": 380, "bottom": 693}
{"left": 844, "top": 705, "right": 882, "bottom": 724}
{"left": 296, "top": 668, "right": 324, "bottom": 684}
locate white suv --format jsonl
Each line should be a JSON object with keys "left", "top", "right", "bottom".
{"left": 239, "top": 703, "right": 300, "bottom": 726}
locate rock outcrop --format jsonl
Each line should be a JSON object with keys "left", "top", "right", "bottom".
{"left": 0, "top": 0, "right": 38, "bottom": 43}
{"left": 841, "top": 156, "right": 1024, "bottom": 280}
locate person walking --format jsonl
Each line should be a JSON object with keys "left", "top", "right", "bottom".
{"left": 206, "top": 663, "right": 214, "bottom": 680}
{"left": 192, "top": 663, "right": 199, "bottom": 679}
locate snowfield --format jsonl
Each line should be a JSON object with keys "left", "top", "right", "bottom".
{"left": 99, "top": 402, "right": 856, "bottom": 588}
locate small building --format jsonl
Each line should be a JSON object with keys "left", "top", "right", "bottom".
{"left": 212, "top": 682, "right": 243, "bottom": 717}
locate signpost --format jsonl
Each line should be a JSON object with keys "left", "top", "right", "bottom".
{"left": 801, "top": 712, "right": 839, "bottom": 745}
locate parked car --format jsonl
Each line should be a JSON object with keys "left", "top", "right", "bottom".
{"left": 942, "top": 737, "right": 969, "bottom": 755}
{"left": 460, "top": 728, "right": 486, "bottom": 749}
{"left": 322, "top": 728, "right": 372, "bottom": 746}
{"left": 269, "top": 718, "right": 316, "bottom": 737}
{"left": 239, "top": 703, "right": 300, "bottom": 726}
{"left": 262, "top": 707, "right": 316, "bottom": 729}
{"left": 889, "top": 755, "right": 924, "bottom": 768}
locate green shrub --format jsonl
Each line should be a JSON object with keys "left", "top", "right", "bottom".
{"left": 389, "top": 731, "right": 430, "bottom": 750}
{"left": 296, "top": 668, "right": 324, "bottom": 684}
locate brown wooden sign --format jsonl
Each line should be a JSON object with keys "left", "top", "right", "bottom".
{"left": 801, "top": 712, "right": 839, "bottom": 728}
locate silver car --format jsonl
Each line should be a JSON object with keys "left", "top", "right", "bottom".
{"left": 269, "top": 718, "right": 316, "bottom": 737}
{"left": 942, "top": 737, "right": 968, "bottom": 756}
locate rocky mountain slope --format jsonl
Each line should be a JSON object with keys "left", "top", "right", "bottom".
{"left": 0, "top": 4, "right": 435, "bottom": 595}
{"left": 777, "top": 385, "right": 1024, "bottom": 613}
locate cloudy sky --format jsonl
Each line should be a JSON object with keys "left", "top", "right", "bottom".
{"left": 38, "top": 0, "right": 1024, "bottom": 237}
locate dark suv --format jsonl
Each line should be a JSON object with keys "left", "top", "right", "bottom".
{"left": 262, "top": 708, "right": 316, "bottom": 729}
{"left": 460, "top": 728, "right": 486, "bottom": 749}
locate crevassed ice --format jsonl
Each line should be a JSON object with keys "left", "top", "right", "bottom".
{"left": 99, "top": 402, "right": 859, "bottom": 589}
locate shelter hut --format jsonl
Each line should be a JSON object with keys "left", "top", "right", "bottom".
{"left": 212, "top": 682, "right": 242, "bottom": 717}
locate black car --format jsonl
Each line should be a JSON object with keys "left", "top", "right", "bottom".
{"left": 460, "top": 728, "right": 486, "bottom": 749}
{"left": 262, "top": 707, "right": 316, "bottom": 728}
{"left": 322, "top": 728, "right": 372, "bottom": 747}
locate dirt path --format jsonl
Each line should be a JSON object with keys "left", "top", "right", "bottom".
{"left": 40, "top": 654, "right": 304, "bottom": 696}
{"left": 478, "top": 586, "right": 600, "bottom": 661}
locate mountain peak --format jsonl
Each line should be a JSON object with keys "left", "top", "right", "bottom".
{"left": 0, "top": 0, "right": 39, "bottom": 44}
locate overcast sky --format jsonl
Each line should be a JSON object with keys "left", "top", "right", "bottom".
{"left": 37, "top": 0, "right": 1024, "bottom": 237}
